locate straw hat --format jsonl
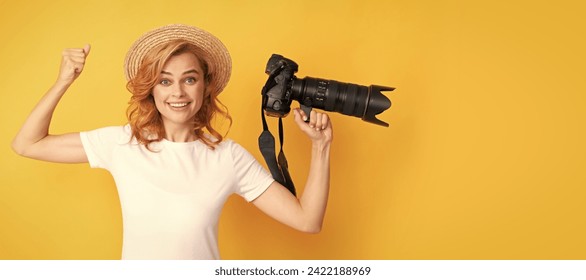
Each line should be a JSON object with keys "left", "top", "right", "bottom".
{"left": 124, "top": 24, "right": 232, "bottom": 95}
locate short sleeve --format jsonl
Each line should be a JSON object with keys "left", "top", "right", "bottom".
{"left": 79, "top": 126, "right": 126, "bottom": 170}
{"left": 230, "top": 141, "right": 275, "bottom": 202}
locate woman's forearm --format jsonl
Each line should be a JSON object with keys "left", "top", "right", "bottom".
{"left": 251, "top": 108, "right": 333, "bottom": 233}
{"left": 11, "top": 80, "right": 72, "bottom": 155}
{"left": 298, "top": 141, "right": 331, "bottom": 233}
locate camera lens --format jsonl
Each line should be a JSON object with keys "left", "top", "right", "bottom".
{"left": 291, "top": 77, "right": 392, "bottom": 126}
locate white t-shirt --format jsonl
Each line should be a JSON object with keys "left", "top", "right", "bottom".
{"left": 79, "top": 125, "right": 274, "bottom": 260}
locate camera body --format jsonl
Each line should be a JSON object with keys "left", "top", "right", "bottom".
{"left": 262, "top": 54, "right": 394, "bottom": 127}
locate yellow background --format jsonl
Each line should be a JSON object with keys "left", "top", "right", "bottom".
{"left": 1, "top": 0, "right": 585, "bottom": 259}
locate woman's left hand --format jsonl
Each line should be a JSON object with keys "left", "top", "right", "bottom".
{"left": 293, "top": 108, "right": 333, "bottom": 145}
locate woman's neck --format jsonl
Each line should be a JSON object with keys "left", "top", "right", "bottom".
{"left": 163, "top": 122, "right": 198, "bottom": 142}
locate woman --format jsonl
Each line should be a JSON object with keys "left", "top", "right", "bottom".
{"left": 11, "top": 24, "right": 333, "bottom": 259}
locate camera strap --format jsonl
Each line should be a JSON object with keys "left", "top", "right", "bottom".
{"left": 258, "top": 76, "right": 297, "bottom": 196}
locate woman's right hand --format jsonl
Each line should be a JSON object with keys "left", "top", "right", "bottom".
{"left": 57, "top": 44, "right": 91, "bottom": 85}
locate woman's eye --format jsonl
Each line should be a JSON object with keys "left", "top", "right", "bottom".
{"left": 185, "top": 77, "right": 196, "bottom": 84}
{"left": 160, "top": 79, "right": 171, "bottom": 86}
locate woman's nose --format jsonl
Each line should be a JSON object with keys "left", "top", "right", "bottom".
{"left": 171, "top": 83, "right": 186, "bottom": 97}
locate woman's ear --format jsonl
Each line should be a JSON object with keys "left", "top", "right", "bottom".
{"left": 205, "top": 82, "right": 218, "bottom": 98}
{"left": 204, "top": 86, "right": 213, "bottom": 98}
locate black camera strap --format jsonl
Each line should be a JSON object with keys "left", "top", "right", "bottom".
{"left": 258, "top": 76, "right": 297, "bottom": 196}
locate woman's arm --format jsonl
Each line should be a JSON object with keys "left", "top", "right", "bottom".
{"left": 11, "top": 45, "right": 91, "bottom": 163}
{"left": 252, "top": 108, "right": 333, "bottom": 233}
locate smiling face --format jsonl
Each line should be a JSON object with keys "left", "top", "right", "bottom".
{"left": 152, "top": 51, "right": 207, "bottom": 130}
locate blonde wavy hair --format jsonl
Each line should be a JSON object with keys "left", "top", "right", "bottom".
{"left": 126, "top": 39, "right": 232, "bottom": 150}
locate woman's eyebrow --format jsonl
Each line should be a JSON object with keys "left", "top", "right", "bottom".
{"left": 160, "top": 69, "right": 200, "bottom": 75}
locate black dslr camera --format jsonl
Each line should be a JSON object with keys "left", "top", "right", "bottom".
{"left": 261, "top": 54, "right": 394, "bottom": 126}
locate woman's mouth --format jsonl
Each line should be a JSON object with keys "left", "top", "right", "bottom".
{"left": 168, "top": 102, "right": 190, "bottom": 108}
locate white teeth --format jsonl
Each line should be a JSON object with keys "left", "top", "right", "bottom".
{"left": 169, "top": 102, "right": 189, "bottom": 108}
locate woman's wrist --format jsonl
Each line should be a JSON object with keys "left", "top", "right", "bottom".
{"left": 311, "top": 141, "right": 331, "bottom": 156}
{"left": 49, "top": 79, "right": 74, "bottom": 98}
{"left": 54, "top": 78, "right": 74, "bottom": 88}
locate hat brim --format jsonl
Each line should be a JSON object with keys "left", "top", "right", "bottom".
{"left": 124, "top": 24, "right": 232, "bottom": 95}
